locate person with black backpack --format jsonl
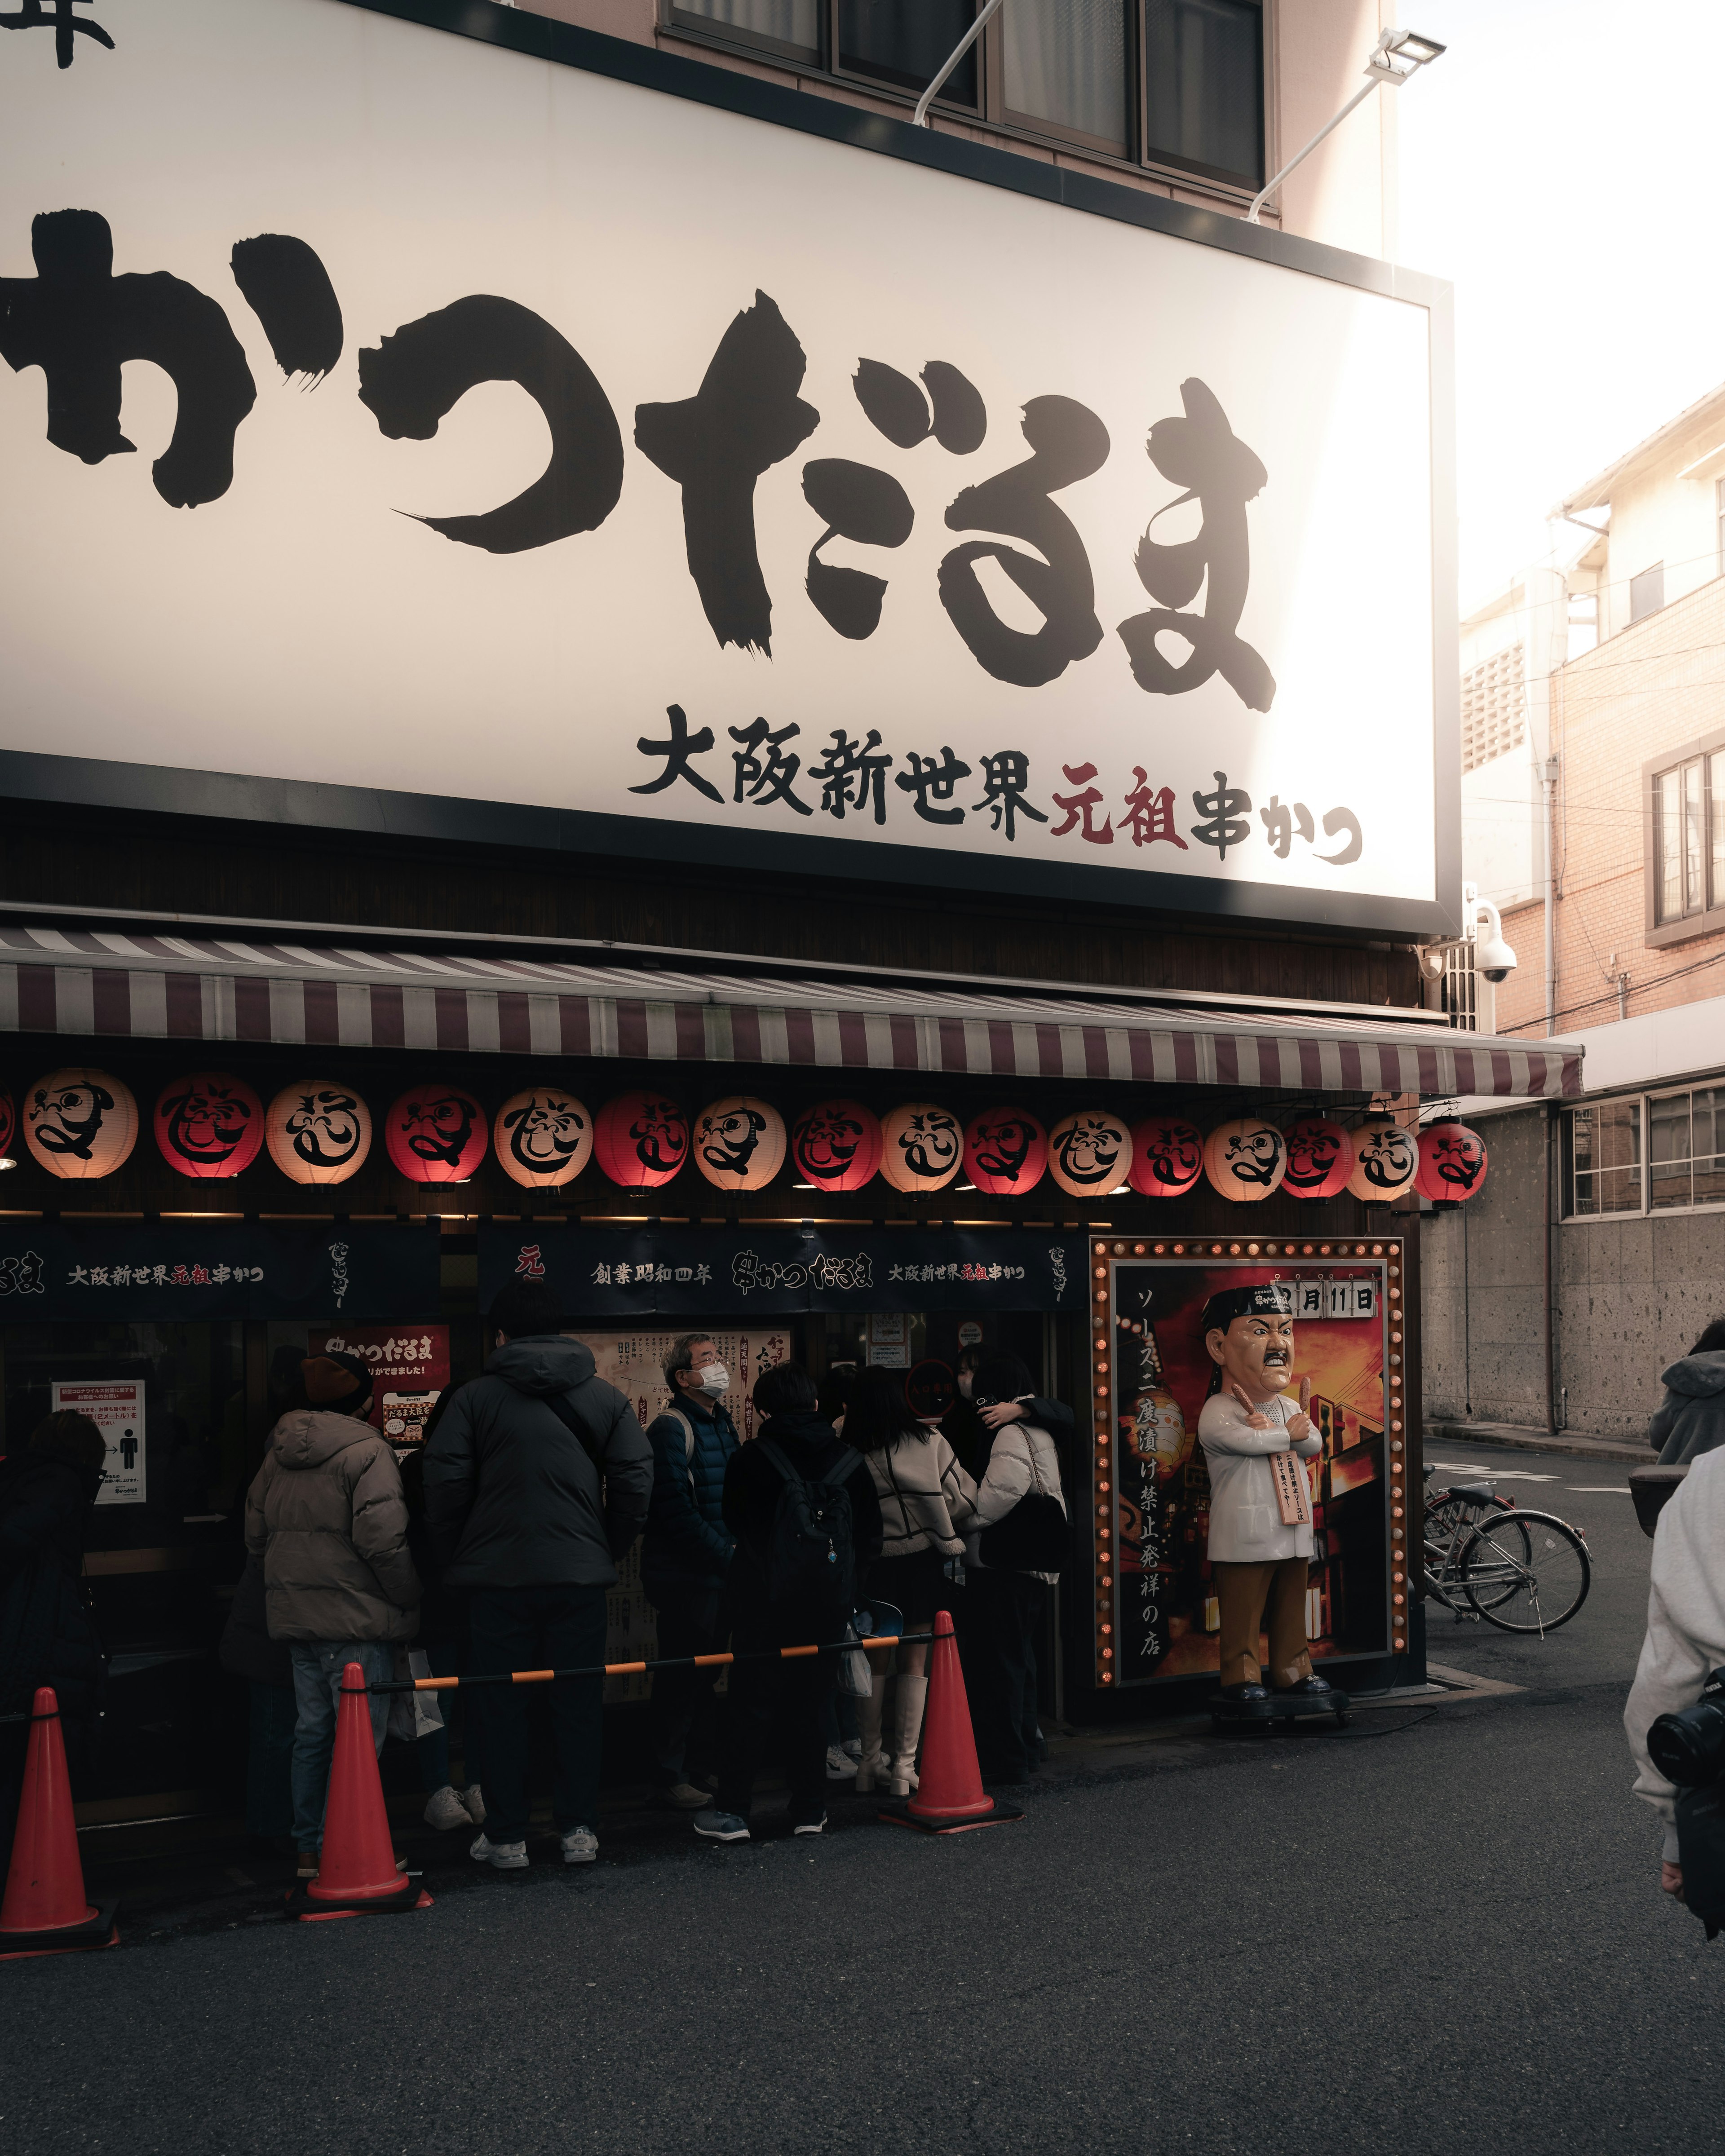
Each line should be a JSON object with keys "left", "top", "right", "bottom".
{"left": 423, "top": 1283, "right": 652, "bottom": 1870}
{"left": 693, "top": 1362, "right": 882, "bottom": 1843}
{"left": 961, "top": 1351, "right": 1068, "bottom": 1787}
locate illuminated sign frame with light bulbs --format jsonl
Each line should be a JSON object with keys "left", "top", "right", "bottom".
{"left": 1089, "top": 1234, "right": 1407, "bottom": 1691}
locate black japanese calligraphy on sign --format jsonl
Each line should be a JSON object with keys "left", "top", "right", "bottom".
{"left": 810, "top": 728, "right": 893, "bottom": 824}
{"left": 0, "top": 0, "right": 111, "bottom": 70}
{"left": 635, "top": 291, "right": 818, "bottom": 655}
{"left": 1117, "top": 376, "right": 1276, "bottom": 714}
{"left": 852, "top": 357, "right": 986, "bottom": 455}
{"left": 1050, "top": 763, "right": 1113, "bottom": 846}
{"left": 632, "top": 704, "right": 722, "bottom": 804}
{"left": 1190, "top": 770, "right": 1251, "bottom": 860}
{"left": 230, "top": 234, "right": 343, "bottom": 384}
{"left": 894, "top": 747, "right": 972, "bottom": 826}
{"left": 0, "top": 210, "right": 256, "bottom": 507}
{"left": 971, "top": 751, "right": 1048, "bottom": 842}
{"left": 939, "top": 396, "right": 1109, "bottom": 688}
{"left": 359, "top": 294, "right": 623, "bottom": 554}
{"left": 730, "top": 717, "right": 811, "bottom": 816}
{"left": 801, "top": 457, "right": 913, "bottom": 640}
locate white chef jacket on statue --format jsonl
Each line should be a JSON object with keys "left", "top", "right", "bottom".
{"left": 1198, "top": 1390, "right": 1323, "bottom": 1564}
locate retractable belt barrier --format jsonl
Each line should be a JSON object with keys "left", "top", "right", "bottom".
{"left": 367, "top": 1632, "right": 935, "bottom": 1694}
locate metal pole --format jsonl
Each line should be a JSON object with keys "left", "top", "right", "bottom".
{"left": 912, "top": 0, "right": 1005, "bottom": 128}
{"left": 1245, "top": 77, "right": 1380, "bottom": 224}
{"left": 1543, "top": 754, "right": 1558, "bottom": 1036}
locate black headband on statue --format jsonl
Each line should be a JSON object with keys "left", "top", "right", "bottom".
{"left": 1200, "top": 1281, "right": 1294, "bottom": 1393}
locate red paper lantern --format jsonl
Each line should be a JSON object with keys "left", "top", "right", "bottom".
{"left": 1203, "top": 1117, "right": 1288, "bottom": 1202}
{"left": 0, "top": 1089, "right": 15, "bottom": 1161}
{"left": 1281, "top": 1115, "right": 1352, "bottom": 1201}
{"left": 962, "top": 1106, "right": 1047, "bottom": 1197}
{"left": 385, "top": 1083, "right": 489, "bottom": 1185}
{"left": 880, "top": 1102, "right": 964, "bottom": 1194}
{"left": 594, "top": 1092, "right": 690, "bottom": 1189}
{"left": 266, "top": 1080, "right": 372, "bottom": 1187}
{"left": 1048, "top": 1109, "right": 1133, "bottom": 1198}
{"left": 789, "top": 1099, "right": 882, "bottom": 1192}
{"left": 1128, "top": 1117, "right": 1204, "bottom": 1198}
{"left": 493, "top": 1087, "right": 592, "bottom": 1190}
{"left": 1415, "top": 1118, "right": 1489, "bottom": 1203}
{"left": 24, "top": 1068, "right": 138, "bottom": 1180}
{"left": 693, "top": 1096, "right": 786, "bottom": 1192}
{"left": 153, "top": 1071, "right": 265, "bottom": 1180}
{"left": 1346, "top": 1113, "right": 1419, "bottom": 1204}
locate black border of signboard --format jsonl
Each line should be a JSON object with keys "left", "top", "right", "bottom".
{"left": 0, "top": 0, "right": 1461, "bottom": 943}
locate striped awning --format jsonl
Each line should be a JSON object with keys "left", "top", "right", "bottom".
{"left": 0, "top": 927, "right": 1580, "bottom": 1099}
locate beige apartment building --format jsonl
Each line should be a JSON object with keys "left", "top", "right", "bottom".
{"left": 516, "top": 0, "right": 1410, "bottom": 256}
{"left": 1426, "top": 382, "right": 1725, "bottom": 1439}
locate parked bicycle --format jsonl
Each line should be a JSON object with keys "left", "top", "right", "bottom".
{"left": 1420, "top": 1468, "right": 1591, "bottom": 1635}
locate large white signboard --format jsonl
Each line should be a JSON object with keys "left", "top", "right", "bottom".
{"left": 0, "top": 0, "right": 1456, "bottom": 934}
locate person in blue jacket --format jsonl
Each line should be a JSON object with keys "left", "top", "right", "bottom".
{"left": 642, "top": 1334, "right": 739, "bottom": 1808}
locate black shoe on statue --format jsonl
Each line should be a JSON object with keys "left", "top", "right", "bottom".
{"left": 1271, "top": 1675, "right": 1332, "bottom": 1696}
{"left": 1217, "top": 1683, "right": 1270, "bottom": 1703}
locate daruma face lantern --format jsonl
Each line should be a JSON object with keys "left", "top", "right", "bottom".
{"left": 494, "top": 1088, "right": 592, "bottom": 1190}
{"left": 154, "top": 1071, "right": 265, "bottom": 1180}
{"left": 266, "top": 1080, "right": 372, "bottom": 1186}
{"left": 1128, "top": 1117, "right": 1204, "bottom": 1198}
{"left": 962, "top": 1106, "right": 1047, "bottom": 1197}
{"left": 594, "top": 1092, "right": 690, "bottom": 1189}
{"left": 1048, "top": 1109, "right": 1132, "bottom": 1198}
{"left": 880, "top": 1102, "right": 964, "bottom": 1193}
{"left": 1281, "top": 1116, "right": 1352, "bottom": 1201}
{"left": 386, "top": 1083, "right": 489, "bottom": 1184}
{"left": 24, "top": 1069, "right": 138, "bottom": 1180}
{"left": 0, "top": 1089, "right": 15, "bottom": 1161}
{"left": 694, "top": 1096, "right": 786, "bottom": 1192}
{"left": 789, "top": 1099, "right": 881, "bottom": 1192}
{"left": 1203, "top": 1117, "right": 1288, "bottom": 1202}
{"left": 1347, "top": 1113, "right": 1420, "bottom": 1203}
{"left": 1415, "top": 1118, "right": 1489, "bottom": 1203}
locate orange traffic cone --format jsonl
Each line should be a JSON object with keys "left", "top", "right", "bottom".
{"left": 288, "top": 1663, "right": 430, "bottom": 1921}
{"left": 880, "top": 1612, "right": 1022, "bottom": 1835}
{"left": 0, "top": 1687, "right": 119, "bottom": 1957}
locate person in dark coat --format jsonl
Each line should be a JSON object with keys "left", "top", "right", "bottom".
{"left": 1649, "top": 1320, "right": 1725, "bottom": 1466}
{"left": 218, "top": 1551, "right": 296, "bottom": 1849}
{"left": 0, "top": 1410, "right": 107, "bottom": 1863}
{"left": 641, "top": 1333, "right": 739, "bottom": 1808}
{"left": 694, "top": 1363, "right": 882, "bottom": 1845}
{"left": 423, "top": 1282, "right": 652, "bottom": 1870}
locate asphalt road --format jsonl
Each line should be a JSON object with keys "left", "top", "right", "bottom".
{"left": 7, "top": 1440, "right": 1716, "bottom": 2156}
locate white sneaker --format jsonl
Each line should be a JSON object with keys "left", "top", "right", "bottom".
{"left": 825, "top": 1745, "right": 858, "bottom": 1780}
{"left": 561, "top": 1827, "right": 598, "bottom": 1865}
{"left": 423, "top": 1785, "right": 470, "bottom": 1831}
{"left": 462, "top": 1784, "right": 487, "bottom": 1825}
{"left": 469, "top": 1832, "right": 527, "bottom": 1870}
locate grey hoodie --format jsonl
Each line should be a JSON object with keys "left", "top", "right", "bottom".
{"left": 1648, "top": 1352, "right": 1725, "bottom": 1466}
{"left": 244, "top": 1408, "right": 420, "bottom": 1643}
{"left": 422, "top": 1335, "right": 653, "bottom": 1590}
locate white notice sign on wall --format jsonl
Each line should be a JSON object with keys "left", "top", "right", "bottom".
{"left": 51, "top": 1378, "right": 146, "bottom": 1505}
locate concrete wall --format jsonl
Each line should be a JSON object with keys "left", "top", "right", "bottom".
{"left": 1421, "top": 1101, "right": 1725, "bottom": 1439}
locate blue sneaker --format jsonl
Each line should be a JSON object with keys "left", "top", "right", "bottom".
{"left": 693, "top": 1808, "right": 750, "bottom": 1842}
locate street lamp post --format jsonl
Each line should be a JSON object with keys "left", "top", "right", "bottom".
{"left": 1244, "top": 26, "right": 1444, "bottom": 225}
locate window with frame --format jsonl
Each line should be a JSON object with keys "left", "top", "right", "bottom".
{"left": 1651, "top": 748, "right": 1725, "bottom": 926}
{"left": 1563, "top": 1098, "right": 1642, "bottom": 1217}
{"left": 1630, "top": 560, "right": 1664, "bottom": 623}
{"left": 1649, "top": 1086, "right": 1725, "bottom": 1211}
{"left": 665, "top": 0, "right": 1264, "bottom": 186}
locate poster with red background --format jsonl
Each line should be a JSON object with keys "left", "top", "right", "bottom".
{"left": 310, "top": 1325, "right": 450, "bottom": 1454}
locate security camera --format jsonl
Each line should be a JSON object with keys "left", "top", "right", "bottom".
{"left": 1476, "top": 936, "right": 1517, "bottom": 984}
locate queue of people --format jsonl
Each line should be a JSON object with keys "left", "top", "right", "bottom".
{"left": 0, "top": 1290, "right": 1068, "bottom": 1880}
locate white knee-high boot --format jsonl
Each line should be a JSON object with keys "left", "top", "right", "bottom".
{"left": 885, "top": 1673, "right": 928, "bottom": 1798}
{"left": 854, "top": 1670, "right": 890, "bottom": 1793}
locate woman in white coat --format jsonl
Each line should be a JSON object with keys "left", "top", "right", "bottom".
{"left": 962, "top": 1351, "right": 1066, "bottom": 1785}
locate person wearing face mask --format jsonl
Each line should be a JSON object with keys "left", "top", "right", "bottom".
{"left": 642, "top": 1334, "right": 741, "bottom": 1809}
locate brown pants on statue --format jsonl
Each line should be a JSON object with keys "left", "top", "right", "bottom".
{"left": 1213, "top": 1558, "right": 1314, "bottom": 1689}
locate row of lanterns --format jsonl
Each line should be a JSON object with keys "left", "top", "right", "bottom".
{"left": 0, "top": 1069, "right": 1489, "bottom": 1205}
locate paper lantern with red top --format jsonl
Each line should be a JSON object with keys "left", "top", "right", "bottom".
{"left": 154, "top": 1071, "right": 265, "bottom": 1180}
{"left": 385, "top": 1083, "right": 489, "bottom": 1185}
{"left": 1280, "top": 1115, "right": 1353, "bottom": 1201}
{"left": 879, "top": 1102, "right": 964, "bottom": 1194}
{"left": 962, "top": 1106, "right": 1047, "bottom": 1197}
{"left": 1203, "top": 1116, "right": 1287, "bottom": 1202}
{"left": 266, "top": 1081, "right": 372, "bottom": 1186}
{"left": 0, "top": 1088, "right": 15, "bottom": 1161}
{"left": 23, "top": 1068, "right": 138, "bottom": 1180}
{"left": 1128, "top": 1116, "right": 1204, "bottom": 1197}
{"left": 594, "top": 1092, "right": 690, "bottom": 1189}
{"left": 789, "top": 1099, "right": 882, "bottom": 1192}
{"left": 693, "top": 1096, "right": 786, "bottom": 1192}
{"left": 1346, "top": 1113, "right": 1419, "bottom": 1204}
{"left": 493, "top": 1087, "right": 592, "bottom": 1190}
{"left": 1048, "top": 1109, "right": 1133, "bottom": 1198}
{"left": 1415, "top": 1118, "right": 1489, "bottom": 1203}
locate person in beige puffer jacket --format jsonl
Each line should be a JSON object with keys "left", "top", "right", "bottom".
{"left": 244, "top": 1352, "right": 420, "bottom": 1872}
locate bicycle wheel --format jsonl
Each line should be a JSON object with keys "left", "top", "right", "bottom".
{"left": 1460, "top": 1510, "right": 1590, "bottom": 1633}
{"left": 1425, "top": 1496, "right": 1518, "bottom": 1599}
